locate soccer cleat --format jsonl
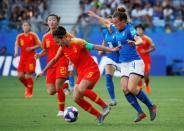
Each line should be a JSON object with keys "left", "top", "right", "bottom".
{"left": 97, "top": 114, "right": 104, "bottom": 125}
{"left": 57, "top": 111, "right": 64, "bottom": 117}
{"left": 108, "top": 99, "right": 117, "bottom": 106}
{"left": 24, "top": 88, "right": 32, "bottom": 98}
{"left": 149, "top": 104, "right": 157, "bottom": 121}
{"left": 145, "top": 85, "right": 151, "bottom": 94}
{"left": 102, "top": 105, "right": 111, "bottom": 118}
{"left": 134, "top": 112, "right": 146, "bottom": 123}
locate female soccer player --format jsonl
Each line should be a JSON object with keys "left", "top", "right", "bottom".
{"left": 14, "top": 21, "right": 41, "bottom": 98}
{"left": 100, "top": 15, "right": 120, "bottom": 106}
{"left": 36, "top": 26, "right": 121, "bottom": 125}
{"left": 87, "top": 9, "right": 157, "bottom": 123}
{"left": 35, "top": 14, "right": 72, "bottom": 117}
{"left": 136, "top": 24, "right": 155, "bottom": 94}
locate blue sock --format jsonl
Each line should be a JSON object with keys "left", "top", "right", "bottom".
{"left": 69, "top": 75, "right": 75, "bottom": 89}
{"left": 106, "top": 74, "right": 115, "bottom": 100}
{"left": 125, "top": 93, "right": 143, "bottom": 113}
{"left": 136, "top": 90, "right": 153, "bottom": 109}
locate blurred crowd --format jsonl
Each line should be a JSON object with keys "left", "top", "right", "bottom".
{"left": 0, "top": 0, "right": 48, "bottom": 32}
{"left": 76, "top": 0, "right": 184, "bottom": 34}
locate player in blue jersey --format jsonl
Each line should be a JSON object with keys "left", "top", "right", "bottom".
{"left": 100, "top": 15, "right": 120, "bottom": 106}
{"left": 87, "top": 7, "right": 157, "bottom": 123}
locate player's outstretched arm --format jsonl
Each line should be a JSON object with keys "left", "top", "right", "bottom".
{"left": 127, "top": 36, "right": 143, "bottom": 46}
{"left": 35, "top": 48, "right": 62, "bottom": 80}
{"left": 87, "top": 11, "right": 111, "bottom": 29}
{"left": 26, "top": 44, "right": 41, "bottom": 52}
{"left": 92, "top": 44, "right": 121, "bottom": 52}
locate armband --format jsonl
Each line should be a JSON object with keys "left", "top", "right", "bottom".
{"left": 85, "top": 42, "right": 93, "bottom": 50}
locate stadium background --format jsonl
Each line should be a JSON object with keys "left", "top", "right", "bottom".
{"left": 0, "top": 0, "right": 184, "bottom": 76}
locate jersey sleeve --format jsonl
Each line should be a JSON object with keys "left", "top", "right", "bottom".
{"left": 145, "top": 36, "right": 155, "bottom": 46}
{"left": 110, "top": 24, "right": 117, "bottom": 33}
{"left": 32, "top": 33, "right": 41, "bottom": 45}
{"left": 71, "top": 38, "right": 86, "bottom": 47}
{"left": 41, "top": 36, "right": 46, "bottom": 49}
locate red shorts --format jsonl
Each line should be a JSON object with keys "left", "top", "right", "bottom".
{"left": 17, "top": 59, "right": 36, "bottom": 73}
{"left": 144, "top": 62, "right": 151, "bottom": 73}
{"left": 46, "top": 57, "right": 69, "bottom": 84}
{"left": 76, "top": 67, "right": 100, "bottom": 87}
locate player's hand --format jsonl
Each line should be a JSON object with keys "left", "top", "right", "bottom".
{"left": 140, "top": 49, "right": 147, "bottom": 54}
{"left": 35, "top": 72, "right": 44, "bottom": 80}
{"left": 111, "top": 45, "right": 122, "bottom": 52}
{"left": 26, "top": 47, "right": 33, "bottom": 52}
{"left": 34, "top": 54, "right": 40, "bottom": 59}
{"left": 127, "top": 40, "right": 136, "bottom": 46}
{"left": 86, "top": 11, "right": 95, "bottom": 17}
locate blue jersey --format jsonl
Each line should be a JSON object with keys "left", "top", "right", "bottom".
{"left": 111, "top": 24, "right": 141, "bottom": 62}
{"left": 102, "top": 26, "right": 119, "bottom": 63}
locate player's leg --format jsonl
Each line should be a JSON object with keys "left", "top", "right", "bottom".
{"left": 105, "top": 64, "right": 117, "bottom": 106}
{"left": 55, "top": 78, "right": 66, "bottom": 117}
{"left": 144, "top": 63, "right": 151, "bottom": 94}
{"left": 24, "top": 60, "right": 36, "bottom": 97}
{"left": 128, "top": 60, "right": 156, "bottom": 121}
{"left": 25, "top": 73, "right": 34, "bottom": 97}
{"left": 18, "top": 72, "right": 27, "bottom": 87}
{"left": 121, "top": 76, "right": 145, "bottom": 122}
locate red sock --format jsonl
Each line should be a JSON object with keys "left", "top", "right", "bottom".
{"left": 26, "top": 78, "right": 33, "bottom": 94}
{"left": 62, "top": 82, "right": 69, "bottom": 90}
{"left": 19, "top": 77, "right": 27, "bottom": 87}
{"left": 145, "top": 78, "right": 149, "bottom": 87}
{"left": 57, "top": 88, "right": 65, "bottom": 111}
{"left": 84, "top": 89, "right": 107, "bottom": 108}
{"left": 138, "top": 80, "right": 143, "bottom": 88}
{"left": 77, "top": 98, "right": 101, "bottom": 118}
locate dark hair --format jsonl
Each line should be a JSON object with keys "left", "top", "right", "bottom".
{"left": 113, "top": 7, "right": 127, "bottom": 22}
{"left": 22, "top": 21, "right": 31, "bottom": 26}
{"left": 46, "top": 14, "right": 61, "bottom": 23}
{"left": 135, "top": 24, "right": 145, "bottom": 31}
{"left": 117, "top": 6, "right": 126, "bottom": 13}
{"left": 53, "top": 26, "right": 66, "bottom": 38}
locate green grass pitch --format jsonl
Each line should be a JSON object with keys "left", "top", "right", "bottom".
{"left": 0, "top": 76, "right": 184, "bottom": 131}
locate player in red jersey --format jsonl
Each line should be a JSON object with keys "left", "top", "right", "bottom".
{"left": 136, "top": 24, "right": 155, "bottom": 94}
{"left": 35, "top": 14, "right": 73, "bottom": 117}
{"left": 14, "top": 21, "right": 41, "bottom": 98}
{"left": 36, "top": 26, "right": 121, "bottom": 125}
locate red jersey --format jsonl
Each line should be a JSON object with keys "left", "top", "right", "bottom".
{"left": 16, "top": 32, "right": 40, "bottom": 61}
{"left": 42, "top": 32, "right": 73, "bottom": 67}
{"left": 56, "top": 38, "right": 98, "bottom": 73}
{"left": 136, "top": 35, "right": 154, "bottom": 63}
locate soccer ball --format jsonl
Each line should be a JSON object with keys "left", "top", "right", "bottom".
{"left": 63, "top": 106, "right": 79, "bottom": 122}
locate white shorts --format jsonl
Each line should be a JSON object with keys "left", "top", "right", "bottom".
{"left": 104, "top": 57, "right": 121, "bottom": 72}
{"left": 68, "top": 61, "right": 74, "bottom": 72}
{"left": 119, "top": 60, "right": 144, "bottom": 77}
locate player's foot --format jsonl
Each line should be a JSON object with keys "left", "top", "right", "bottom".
{"left": 24, "top": 88, "right": 32, "bottom": 98}
{"left": 149, "top": 104, "right": 157, "bottom": 121}
{"left": 108, "top": 99, "right": 117, "bottom": 106}
{"left": 102, "top": 105, "right": 110, "bottom": 118}
{"left": 145, "top": 85, "right": 151, "bottom": 94}
{"left": 57, "top": 111, "right": 64, "bottom": 117}
{"left": 134, "top": 112, "right": 146, "bottom": 123}
{"left": 97, "top": 114, "right": 104, "bottom": 125}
